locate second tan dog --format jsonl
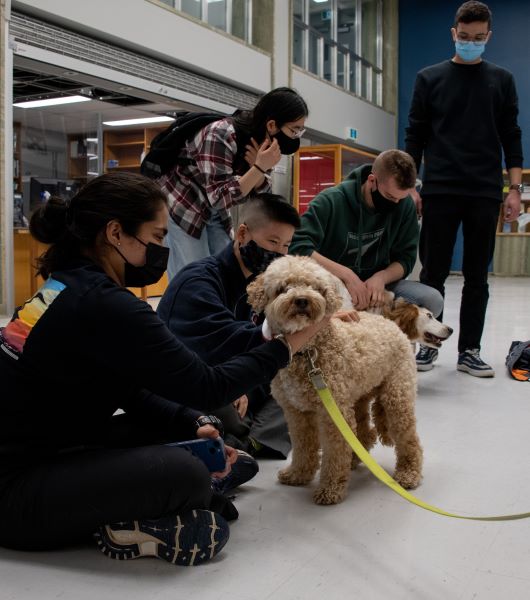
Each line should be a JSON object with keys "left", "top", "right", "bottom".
{"left": 338, "top": 285, "right": 453, "bottom": 349}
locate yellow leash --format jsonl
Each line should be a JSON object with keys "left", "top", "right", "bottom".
{"left": 306, "top": 354, "right": 530, "bottom": 521}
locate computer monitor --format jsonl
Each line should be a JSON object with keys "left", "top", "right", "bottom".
{"left": 29, "top": 177, "right": 82, "bottom": 213}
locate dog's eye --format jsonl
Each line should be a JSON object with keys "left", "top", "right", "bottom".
{"left": 427, "top": 313, "right": 433, "bottom": 319}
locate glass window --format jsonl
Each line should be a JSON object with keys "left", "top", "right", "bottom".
{"left": 231, "top": 0, "right": 248, "bottom": 41}
{"left": 207, "top": 0, "right": 227, "bottom": 31}
{"left": 337, "top": 49, "right": 346, "bottom": 89}
{"left": 293, "top": 0, "right": 304, "bottom": 21}
{"left": 337, "top": 0, "right": 356, "bottom": 51}
{"left": 309, "top": 0, "right": 332, "bottom": 39}
{"left": 308, "top": 31, "right": 320, "bottom": 76}
{"left": 293, "top": 21, "right": 305, "bottom": 68}
{"left": 182, "top": 0, "right": 201, "bottom": 19}
{"left": 291, "top": 0, "right": 387, "bottom": 107}
{"left": 251, "top": 0, "right": 273, "bottom": 52}
{"left": 361, "top": 0, "right": 379, "bottom": 67}
{"left": 350, "top": 57, "right": 359, "bottom": 95}
{"left": 323, "top": 40, "right": 333, "bottom": 82}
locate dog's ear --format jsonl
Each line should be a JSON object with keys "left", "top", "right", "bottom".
{"left": 387, "top": 303, "right": 419, "bottom": 340}
{"left": 324, "top": 281, "right": 345, "bottom": 314}
{"left": 246, "top": 274, "right": 267, "bottom": 313}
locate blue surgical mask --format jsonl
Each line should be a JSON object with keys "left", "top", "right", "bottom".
{"left": 455, "top": 40, "right": 486, "bottom": 62}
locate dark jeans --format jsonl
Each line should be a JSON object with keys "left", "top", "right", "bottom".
{"left": 419, "top": 195, "right": 501, "bottom": 353}
{"left": 0, "top": 415, "right": 213, "bottom": 551}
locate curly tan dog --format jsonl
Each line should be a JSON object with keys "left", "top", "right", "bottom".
{"left": 247, "top": 255, "right": 423, "bottom": 505}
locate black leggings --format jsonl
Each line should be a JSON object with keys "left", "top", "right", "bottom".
{"left": 0, "top": 418, "right": 212, "bottom": 551}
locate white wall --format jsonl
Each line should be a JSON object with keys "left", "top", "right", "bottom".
{"left": 12, "top": 0, "right": 271, "bottom": 93}
{"left": 292, "top": 69, "right": 396, "bottom": 152}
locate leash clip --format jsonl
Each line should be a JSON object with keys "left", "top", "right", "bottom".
{"left": 304, "top": 348, "right": 327, "bottom": 390}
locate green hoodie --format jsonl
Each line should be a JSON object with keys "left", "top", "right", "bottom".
{"left": 289, "top": 164, "right": 419, "bottom": 280}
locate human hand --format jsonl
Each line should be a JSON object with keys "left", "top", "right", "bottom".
{"left": 255, "top": 138, "right": 281, "bottom": 172}
{"left": 244, "top": 138, "right": 260, "bottom": 168}
{"left": 503, "top": 190, "right": 521, "bottom": 223}
{"left": 233, "top": 395, "right": 248, "bottom": 418}
{"left": 196, "top": 423, "right": 220, "bottom": 439}
{"left": 411, "top": 188, "right": 423, "bottom": 219}
{"left": 332, "top": 309, "right": 360, "bottom": 323}
{"left": 364, "top": 272, "right": 388, "bottom": 307}
{"left": 343, "top": 274, "right": 371, "bottom": 310}
{"left": 283, "top": 315, "right": 332, "bottom": 355}
{"left": 211, "top": 444, "right": 238, "bottom": 479}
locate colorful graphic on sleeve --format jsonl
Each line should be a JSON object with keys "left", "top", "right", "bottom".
{"left": 1, "top": 278, "right": 66, "bottom": 358}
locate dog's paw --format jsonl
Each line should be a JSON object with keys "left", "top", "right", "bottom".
{"left": 351, "top": 454, "right": 361, "bottom": 470}
{"left": 313, "top": 485, "right": 346, "bottom": 505}
{"left": 393, "top": 468, "right": 422, "bottom": 489}
{"left": 278, "top": 467, "right": 314, "bottom": 486}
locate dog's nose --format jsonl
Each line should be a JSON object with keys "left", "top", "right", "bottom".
{"left": 295, "top": 297, "right": 308, "bottom": 309}
{"left": 447, "top": 326, "right": 454, "bottom": 335}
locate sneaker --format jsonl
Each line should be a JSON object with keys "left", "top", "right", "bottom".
{"left": 457, "top": 349, "right": 495, "bottom": 378}
{"left": 416, "top": 345, "right": 439, "bottom": 371}
{"left": 94, "top": 509, "right": 229, "bottom": 566}
{"left": 211, "top": 449, "right": 259, "bottom": 495}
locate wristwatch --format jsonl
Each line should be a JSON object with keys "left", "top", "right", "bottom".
{"left": 509, "top": 183, "right": 524, "bottom": 193}
{"left": 195, "top": 415, "right": 224, "bottom": 437}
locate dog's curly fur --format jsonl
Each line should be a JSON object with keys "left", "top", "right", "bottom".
{"left": 247, "top": 255, "right": 423, "bottom": 505}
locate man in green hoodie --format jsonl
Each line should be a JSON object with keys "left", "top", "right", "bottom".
{"left": 289, "top": 149, "right": 444, "bottom": 349}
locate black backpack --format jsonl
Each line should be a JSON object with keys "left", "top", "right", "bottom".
{"left": 141, "top": 111, "right": 227, "bottom": 179}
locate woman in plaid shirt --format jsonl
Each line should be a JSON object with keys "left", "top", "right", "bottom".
{"left": 157, "top": 87, "right": 308, "bottom": 279}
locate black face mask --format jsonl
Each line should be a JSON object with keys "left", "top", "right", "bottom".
{"left": 239, "top": 239, "right": 283, "bottom": 275}
{"left": 272, "top": 130, "right": 301, "bottom": 155}
{"left": 115, "top": 237, "right": 170, "bottom": 287}
{"left": 371, "top": 186, "right": 400, "bottom": 215}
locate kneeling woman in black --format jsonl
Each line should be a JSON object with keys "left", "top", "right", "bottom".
{"left": 0, "top": 172, "right": 326, "bottom": 566}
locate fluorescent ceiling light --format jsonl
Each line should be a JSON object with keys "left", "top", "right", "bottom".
{"left": 103, "top": 116, "right": 174, "bottom": 127}
{"left": 312, "top": 0, "right": 329, "bottom": 3}
{"left": 13, "top": 95, "right": 92, "bottom": 109}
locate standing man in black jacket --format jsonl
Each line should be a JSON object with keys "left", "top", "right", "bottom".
{"left": 405, "top": 1, "right": 523, "bottom": 377}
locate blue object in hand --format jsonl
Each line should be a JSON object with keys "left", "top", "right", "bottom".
{"left": 167, "top": 438, "right": 227, "bottom": 472}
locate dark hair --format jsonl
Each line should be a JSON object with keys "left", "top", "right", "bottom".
{"left": 233, "top": 87, "right": 308, "bottom": 146}
{"left": 239, "top": 193, "right": 301, "bottom": 230}
{"left": 454, "top": 1, "right": 492, "bottom": 28}
{"left": 373, "top": 150, "right": 417, "bottom": 190}
{"left": 30, "top": 171, "right": 168, "bottom": 279}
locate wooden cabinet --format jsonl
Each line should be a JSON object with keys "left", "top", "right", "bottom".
{"left": 13, "top": 229, "right": 47, "bottom": 307}
{"left": 103, "top": 127, "right": 164, "bottom": 173}
{"left": 493, "top": 169, "right": 530, "bottom": 276}
{"left": 293, "top": 144, "right": 377, "bottom": 214}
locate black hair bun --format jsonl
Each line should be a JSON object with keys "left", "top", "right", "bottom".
{"left": 29, "top": 195, "right": 69, "bottom": 244}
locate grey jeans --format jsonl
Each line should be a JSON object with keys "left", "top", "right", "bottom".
{"left": 387, "top": 279, "right": 444, "bottom": 318}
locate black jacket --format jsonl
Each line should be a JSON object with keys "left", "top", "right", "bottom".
{"left": 0, "top": 260, "right": 288, "bottom": 461}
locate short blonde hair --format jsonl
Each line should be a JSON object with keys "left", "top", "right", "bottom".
{"left": 373, "top": 150, "right": 417, "bottom": 190}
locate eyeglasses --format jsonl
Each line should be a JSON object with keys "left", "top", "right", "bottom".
{"left": 456, "top": 33, "right": 488, "bottom": 43}
{"left": 283, "top": 125, "right": 306, "bottom": 139}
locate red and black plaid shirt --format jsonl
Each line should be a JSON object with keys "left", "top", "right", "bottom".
{"left": 156, "top": 118, "right": 270, "bottom": 239}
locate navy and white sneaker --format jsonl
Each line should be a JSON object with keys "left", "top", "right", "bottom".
{"left": 416, "top": 346, "right": 439, "bottom": 371}
{"left": 457, "top": 349, "right": 495, "bottom": 378}
{"left": 94, "top": 509, "right": 229, "bottom": 566}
